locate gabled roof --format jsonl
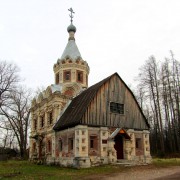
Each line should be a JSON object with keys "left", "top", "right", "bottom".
{"left": 109, "top": 128, "right": 131, "bottom": 139}
{"left": 61, "top": 40, "right": 82, "bottom": 60}
{"left": 53, "top": 74, "right": 113, "bottom": 130}
{"left": 53, "top": 72, "right": 150, "bottom": 131}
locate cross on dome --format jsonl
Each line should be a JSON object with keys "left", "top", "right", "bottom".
{"left": 67, "top": 8, "right": 76, "bottom": 33}
{"left": 68, "top": 8, "right": 75, "bottom": 23}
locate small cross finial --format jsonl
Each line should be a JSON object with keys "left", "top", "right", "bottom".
{"left": 68, "top": 8, "right": 75, "bottom": 23}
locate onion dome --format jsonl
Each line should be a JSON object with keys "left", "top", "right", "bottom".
{"left": 67, "top": 23, "right": 76, "bottom": 33}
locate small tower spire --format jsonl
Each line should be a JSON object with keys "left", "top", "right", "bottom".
{"left": 67, "top": 8, "right": 76, "bottom": 40}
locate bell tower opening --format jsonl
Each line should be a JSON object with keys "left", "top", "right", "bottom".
{"left": 63, "top": 70, "right": 71, "bottom": 82}
{"left": 77, "top": 70, "right": 83, "bottom": 83}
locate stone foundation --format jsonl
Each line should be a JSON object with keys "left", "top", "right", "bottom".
{"left": 30, "top": 126, "right": 152, "bottom": 168}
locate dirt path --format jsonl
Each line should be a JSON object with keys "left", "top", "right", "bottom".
{"left": 85, "top": 166, "right": 180, "bottom": 180}
{"left": 104, "top": 166, "right": 180, "bottom": 180}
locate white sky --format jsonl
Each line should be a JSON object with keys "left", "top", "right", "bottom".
{"left": 0, "top": 0, "right": 180, "bottom": 90}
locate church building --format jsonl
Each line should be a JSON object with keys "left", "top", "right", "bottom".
{"left": 29, "top": 9, "right": 151, "bottom": 168}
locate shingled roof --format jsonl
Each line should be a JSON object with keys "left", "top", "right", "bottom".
{"left": 53, "top": 72, "right": 150, "bottom": 131}
{"left": 53, "top": 73, "right": 114, "bottom": 131}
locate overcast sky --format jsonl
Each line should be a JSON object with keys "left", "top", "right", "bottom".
{"left": 0, "top": 0, "right": 180, "bottom": 90}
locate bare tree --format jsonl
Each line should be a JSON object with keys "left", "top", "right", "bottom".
{"left": 135, "top": 52, "right": 180, "bottom": 156}
{"left": 0, "top": 117, "right": 16, "bottom": 148}
{"left": 0, "top": 59, "right": 32, "bottom": 158}
{"left": 0, "top": 60, "right": 20, "bottom": 107}
{"left": 0, "top": 86, "right": 31, "bottom": 158}
{"left": 137, "top": 56, "right": 165, "bottom": 154}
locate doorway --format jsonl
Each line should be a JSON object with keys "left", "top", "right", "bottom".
{"left": 114, "top": 135, "right": 124, "bottom": 159}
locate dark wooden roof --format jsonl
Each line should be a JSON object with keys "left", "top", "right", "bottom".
{"left": 53, "top": 73, "right": 150, "bottom": 131}
{"left": 53, "top": 74, "right": 113, "bottom": 130}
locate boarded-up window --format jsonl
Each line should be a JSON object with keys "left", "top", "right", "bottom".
{"left": 110, "top": 102, "right": 124, "bottom": 114}
{"left": 68, "top": 138, "right": 73, "bottom": 151}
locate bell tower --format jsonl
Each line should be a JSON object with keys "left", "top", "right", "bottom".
{"left": 53, "top": 8, "right": 89, "bottom": 97}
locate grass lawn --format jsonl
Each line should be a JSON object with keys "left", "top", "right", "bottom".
{"left": 0, "top": 158, "right": 179, "bottom": 180}
{"left": 152, "top": 158, "right": 180, "bottom": 167}
{"left": 0, "top": 160, "right": 125, "bottom": 180}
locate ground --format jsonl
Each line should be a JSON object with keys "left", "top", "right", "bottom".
{"left": 85, "top": 165, "right": 180, "bottom": 180}
{"left": 0, "top": 159, "right": 179, "bottom": 179}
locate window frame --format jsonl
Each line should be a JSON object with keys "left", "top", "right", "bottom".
{"left": 48, "top": 111, "right": 53, "bottom": 125}
{"left": 41, "top": 115, "right": 45, "bottom": 128}
{"left": 89, "top": 136, "right": 98, "bottom": 150}
{"left": 110, "top": 102, "right": 124, "bottom": 114}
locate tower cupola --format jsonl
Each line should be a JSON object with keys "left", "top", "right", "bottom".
{"left": 53, "top": 8, "right": 90, "bottom": 97}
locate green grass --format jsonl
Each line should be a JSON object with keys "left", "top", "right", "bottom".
{"left": 0, "top": 160, "right": 125, "bottom": 180}
{"left": 152, "top": 158, "right": 180, "bottom": 167}
{"left": 0, "top": 158, "right": 179, "bottom": 180}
